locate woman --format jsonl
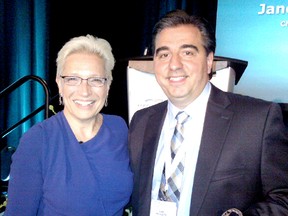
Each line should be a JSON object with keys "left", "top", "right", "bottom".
{"left": 5, "top": 35, "right": 133, "bottom": 215}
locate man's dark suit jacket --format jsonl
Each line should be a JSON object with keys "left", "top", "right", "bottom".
{"left": 128, "top": 84, "right": 288, "bottom": 216}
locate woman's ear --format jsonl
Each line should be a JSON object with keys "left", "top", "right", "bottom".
{"left": 55, "top": 76, "right": 63, "bottom": 94}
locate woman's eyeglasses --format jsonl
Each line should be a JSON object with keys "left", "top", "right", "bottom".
{"left": 60, "top": 76, "right": 107, "bottom": 87}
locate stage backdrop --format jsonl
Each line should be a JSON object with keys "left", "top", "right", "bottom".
{"left": 215, "top": 0, "right": 288, "bottom": 103}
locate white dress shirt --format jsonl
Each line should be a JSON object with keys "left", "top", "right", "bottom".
{"left": 151, "top": 82, "right": 211, "bottom": 216}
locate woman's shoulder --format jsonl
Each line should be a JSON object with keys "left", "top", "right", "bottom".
{"left": 102, "top": 113, "right": 126, "bottom": 122}
{"left": 23, "top": 111, "right": 63, "bottom": 136}
{"left": 102, "top": 114, "right": 128, "bottom": 129}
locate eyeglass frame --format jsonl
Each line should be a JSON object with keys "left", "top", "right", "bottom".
{"left": 60, "top": 75, "right": 108, "bottom": 87}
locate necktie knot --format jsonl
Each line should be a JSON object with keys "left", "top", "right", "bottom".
{"left": 176, "top": 111, "right": 189, "bottom": 126}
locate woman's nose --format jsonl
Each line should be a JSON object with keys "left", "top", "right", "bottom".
{"left": 79, "top": 80, "right": 92, "bottom": 94}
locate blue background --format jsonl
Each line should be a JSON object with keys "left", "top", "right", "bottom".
{"left": 216, "top": 0, "right": 288, "bottom": 103}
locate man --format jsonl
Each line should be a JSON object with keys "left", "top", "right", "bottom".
{"left": 128, "top": 10, "right": 288, "bottom": 215}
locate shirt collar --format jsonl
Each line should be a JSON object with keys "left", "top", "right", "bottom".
{"left": 167, "top": 82, "right": 211, "bottom": 120}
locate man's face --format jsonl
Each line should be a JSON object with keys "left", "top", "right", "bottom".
{"left": 153, "top": 24, "right": 213, "bottom": 109}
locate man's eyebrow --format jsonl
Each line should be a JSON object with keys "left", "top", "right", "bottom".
{"left": 155, "top": 44, "right": 199, "bottom": 56}
{"left": 155, "top": 46, "right": 169, "bottom": 56}
{"left": 181, "top": 44, "right": 199, "bottom": 52}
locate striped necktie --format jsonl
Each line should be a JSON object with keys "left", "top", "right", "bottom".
{"left": 158, "top": 111, "right": 189, "bottom": 205}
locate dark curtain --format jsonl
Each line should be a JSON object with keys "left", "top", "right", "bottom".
{"left": 0, "top": 0, "right": 49, "bottom": 151}
{"left": 0, "top": 0, "right": 50, "bottom": 195}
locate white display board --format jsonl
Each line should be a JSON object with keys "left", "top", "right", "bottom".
{"left": 210, "top": 67, "right": 235, "bottom": 92}
{"left": 127, "top": 67, "right": 167, "bottom": 122}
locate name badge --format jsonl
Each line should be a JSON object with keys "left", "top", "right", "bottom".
{"left": 150, "top": 200, "right": 177, "bottom": 216}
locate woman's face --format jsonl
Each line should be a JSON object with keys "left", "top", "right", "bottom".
{"left": 56, "top": 52, "right": 109, "bottom": 123}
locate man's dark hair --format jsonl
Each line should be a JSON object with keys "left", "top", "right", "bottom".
{"left": 151, "top": 9, "right": 216, "bottom": 56}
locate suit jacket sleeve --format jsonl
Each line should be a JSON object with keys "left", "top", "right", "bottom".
{"left": 243, "top": 102, "right": 288, "bottom": 215}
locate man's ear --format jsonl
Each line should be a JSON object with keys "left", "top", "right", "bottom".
{"left": 207, "top": 52, "right": 214, "bottom": 74}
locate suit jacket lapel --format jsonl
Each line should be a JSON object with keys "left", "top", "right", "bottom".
{"left": 191, "top": 85, "right": 234, "bottom": 215}
{"left": 138, "top": 103, "right": 167, "bottom": 214}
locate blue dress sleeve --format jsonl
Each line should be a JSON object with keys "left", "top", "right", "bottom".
{"left": 5, "top": 124, "right": 44, "bottom": 216}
